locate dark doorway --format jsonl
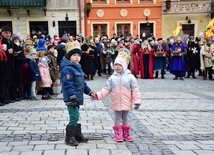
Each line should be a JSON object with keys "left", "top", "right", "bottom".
{"left": 29, "top": 21, "right": 48, "bottom": 38}
{"left": 182, "top": 24, "right": 194, "bottom": 36}
{"left": 58, "top": 21, "right": 76, "bottom": 37}
{"left": 0, "top": 21, "right": 12, "bottom": 31}
{"left": 140, "top": 23, "right": 154, "bottom": 39}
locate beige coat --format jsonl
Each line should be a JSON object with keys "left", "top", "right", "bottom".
{"left": 200, "top": 45, "right": 214, "bottom": 70}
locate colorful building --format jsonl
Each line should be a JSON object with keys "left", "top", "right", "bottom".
{"left": 162, "top": 0, "right": 213, "bottom": 40}
{"left": 0, "top": 0, "right": 84, "bottom": 39}
{"left": 84, "top": 0, "right": 163, "bottom": 39}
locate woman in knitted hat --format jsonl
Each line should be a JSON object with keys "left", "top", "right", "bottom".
{"left": 93, "top": 50, "right": 141, "bottom": 142}
{"left": 60, "top": 46, "right": 95, "bottom": 146}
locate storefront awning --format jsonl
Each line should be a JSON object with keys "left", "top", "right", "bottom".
{"left": 0, "top": 0, "right": 46, "bottom": 8}
{"left": 0, "top": 0, "right": 47, "bottom": 16}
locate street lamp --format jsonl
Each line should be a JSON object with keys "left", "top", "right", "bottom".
{"left": 146, "top": 16, "right": 150, "bottom": 26}
{"left": 65, "top": 12, "right": 69, "bottom": 21}
{"left": 163, "top": 0, "right": 171, "bottom": 12}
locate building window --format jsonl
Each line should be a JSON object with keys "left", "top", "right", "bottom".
{"left": 140, "top": 0, "right": 152, "bottom": 2}
{"left": 29, "top": 21, "right": 48, "bottom": 38}
{"left": 92, "top": 0, "right": 107, "bottom": 4}
{"left": 117, "top": 24, "right": 130, "bottom": 37}
{"left": 93, "top": 24, "right": 107, "bottom": 37}
{"left": 182, "top": 24, "right": 195, "bottom": 36}
{"left": 58, "top": 21, "right": 76, "bottom": 37}
{"left": 117, "top": 0, "right": 130, "bottom": 3}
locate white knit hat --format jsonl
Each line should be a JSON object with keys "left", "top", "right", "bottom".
{"left": 114, "top": 57, "right": 128, "bottom": 71}
{"left": 114, "top": 50, "right": 131, "bottom": 71}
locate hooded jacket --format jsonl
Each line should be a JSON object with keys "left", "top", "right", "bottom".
{"left": 60, "top": 56, "right": 92, "bottom": 105}
{"left": 96, "top": 69, "right": 141, "bottom": 111}
{"left": 38, "top": 62, "right": 52, "bottom": 88}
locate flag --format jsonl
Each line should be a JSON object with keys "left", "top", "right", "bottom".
{"left": 172, "top": 23, "right": 182, "bottom": 36}
{"left": 205, "top": 18, "right": 214, "bottom": 39}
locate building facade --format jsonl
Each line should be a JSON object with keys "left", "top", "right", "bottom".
{"left": 162, "top": 0, "right": 213, "bottom": 40}
{"left": 0, "top": 0, "right": 85, "bottom": 39}
{"left": 85, "top": 0, "right": 162, "bottom": 39}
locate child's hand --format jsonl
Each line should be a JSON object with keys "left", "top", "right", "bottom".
{"left": 89, "top": 92, "right": 97, "bottom": 100}
{"left": 91, "top": 93, "right": 97, "bottom": 99}
{"left": 134, "top": 104, "right": 140, "bottom": 110}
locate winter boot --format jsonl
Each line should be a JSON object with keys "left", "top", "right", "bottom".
{"left": 75, "top": 123, "right": 89, "bottom": 143}
{"left": 185, "top": 71, "right": 190, "bottom": 78}
{"left": 161, "top": 70, "right": 165, "bottom": 79}
{"left": 122, "top": 125, "right": 133, "bottom": 142}
{"left": 155, "top": 71, "right": 159, "bottom": 78}
{"left": 192, "top": 70, "right": 196, "bottom": 79}
{"left": 113, "top": 125, "right": 123, "bottom": 142}
{"left": 65, "top": 125, "right": 79, "bottom": 146}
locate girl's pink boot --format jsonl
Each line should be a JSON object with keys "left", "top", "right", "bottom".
{"left": 122, "top": 125, "right": 133, "bottom": 142}
{"left": 113, "top": 125, "right": 123, "bottom": 142}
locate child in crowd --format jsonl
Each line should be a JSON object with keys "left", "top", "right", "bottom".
{"left": 38, "top": 57, "right": 52, "bottom": 100}
{"left": 60, "top": 44, "right": 95, "bottom": 146}
{"left": 93, "top": 50, "right": 141, "bottom": 142}
{"left": 26, "top": 48, "right": 41, "bottom": 100}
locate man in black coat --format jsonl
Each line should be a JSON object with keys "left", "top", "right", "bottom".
{"left": 186, "top": 36, "right": 200, "bottom": 79}
{"left": 0, "top": 26, "right": 14, "bottom": 105}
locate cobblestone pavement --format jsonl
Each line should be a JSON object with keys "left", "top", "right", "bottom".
{"left": 0, "top": 72, "right": 214, "bottom": 155}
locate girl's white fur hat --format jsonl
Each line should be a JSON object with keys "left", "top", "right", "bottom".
{"left": 114, "top": 50, "right": 131, "bottom": 71}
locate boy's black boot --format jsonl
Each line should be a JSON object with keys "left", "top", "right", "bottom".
{"left": 75, "top": 123, "right": 89, "bottom": 143}
{"left": 155, "top": 71, "right": 158, "bottom": 78}
{"left": 65, "top": 125, "right": 79, "bottom": 146}
{"left": 161, "top": 70, "right": 165, "bottom": 79}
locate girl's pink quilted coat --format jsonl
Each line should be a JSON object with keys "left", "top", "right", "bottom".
{"left": 96, "top": 69, "right": 141, "bottom": 111}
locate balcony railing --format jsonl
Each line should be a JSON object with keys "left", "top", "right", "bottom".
{"left": 0, "top": 0, "right": 46, "bottom": 8}
{"left": 162, "top": 0, "right": 212, "bottom": 14}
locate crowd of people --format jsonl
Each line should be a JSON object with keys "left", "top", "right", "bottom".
{"left": 0, "top": 26, "right": 214, "bottom": 107}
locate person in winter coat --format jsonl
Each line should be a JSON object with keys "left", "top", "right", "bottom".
{"left": 60, "top": 46, "right": 95, "bottom": 146}
{"left": 26, "top": 49, "right": 41, "bottom": 100}
{"left": 10, "top": 34, "right": 26, "bottom": 101}
{"left": 0, "top": 26, "right": 14, "bottom": 105}
{"left": 93, "top": 50, "right": 141, "bottom": 142}
{"left": 200, "top": 38, "right": 214, "bottom": 80}
{"left": 38, "top": 57, "right": 52, "bottom": 99}
{"left": 57, "top": 37, "right": 68, "bottom": 66}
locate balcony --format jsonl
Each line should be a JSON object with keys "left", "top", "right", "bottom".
{"left": 162, "top": 0, "right": 212, "bottom": 14}
{"left": 0, "top": 0, "right": 46, "bottom": 8}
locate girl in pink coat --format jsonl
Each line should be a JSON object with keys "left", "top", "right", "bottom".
{"left": 94, "top": 50, "right": 141, "bottom": 142}
{"left": 38, "top": 57, "right": 52, "bottom": 100}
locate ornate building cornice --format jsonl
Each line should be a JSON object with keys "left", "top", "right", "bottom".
{"left": 162, "top": 1, "right": 212, "bottom": 14}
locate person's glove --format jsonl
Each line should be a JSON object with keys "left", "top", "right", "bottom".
{"left": 70, "top": 98, "right": 80, "bottom": 108}
{"left": 134, "top": 104, "right": 140, "bottom": 110}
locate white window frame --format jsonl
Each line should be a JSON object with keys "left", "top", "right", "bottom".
{"left": 91, "top": 22, "right": 110, "bottom": 37}
{"left": 91, "top": 0, "right": 109, "bottom": 5}
{"left": 114, "top": 0, "right": 133, "bottom": 5}
{"left": 138, "top": 0, "right": 156, "bottom": 4}
{"left": 115, "top": 21, "right": 133, "bottom": 36}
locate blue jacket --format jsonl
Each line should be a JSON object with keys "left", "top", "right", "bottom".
{"left": 27, "top": 58, "right": 41, "bottom": 81}
{"left": 60, "top": 56, "right": 92, "bottom": 105}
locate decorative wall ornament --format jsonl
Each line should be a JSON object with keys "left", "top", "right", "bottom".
{"left": 162, "top": 1, "right": 211, "bottom": 14}
{"left": 143, "top": 9, "right": 151, "bottom": 17}
{"left": 96, "top": 9, "right": 104, "bottom": 18}
{"left": 120, "top": 9, "right": 128, "bottom": 17}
